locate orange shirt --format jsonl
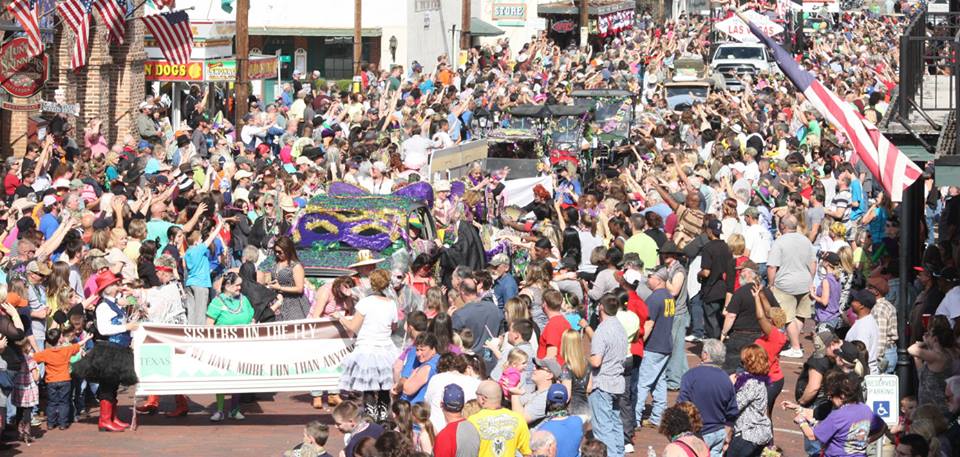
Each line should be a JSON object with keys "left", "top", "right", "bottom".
{"left": 34, "top": 343, "right": 81, "bottom": 383}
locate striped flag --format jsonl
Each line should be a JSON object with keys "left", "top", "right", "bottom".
{"left": 141, "top": 10, "right": 193, "bottom": 65}
{"left": 57, "top": 0, "right": 93, "bottom": 71}
{"left": 5, "top": 0, "right": 43, "bottom": 57}
{"left": 93, "top": 0, "right": 126, "bottom": 44}
{"left": 152, "top": 0, "right": 176, "bottom": 8}
{"left": 742, "top": 16, "right": 922, "bottom": 202}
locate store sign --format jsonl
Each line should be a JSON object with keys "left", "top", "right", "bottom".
{"left": 596, "top": 9, "right": 635, "bottom": 38}
{"left": 1, "top": 101, "right": 40, "bottom": 112}
{"left": 552, "top": 20, "right": 576, "bottom": 33}
{"left": 493, "top": 2, "right": 527, "bottom": 25}
{"left": 41, "top": 101, "right": 80, "bottom": 116}
{"left": 715, "top": 11, "right": 783, "bottom": 43}
{"left": 0, "top": 37, "right": 48, "bottom": 98}
{"left": 204, "top": 56, "right": 277, "bottom": 82}
{"left": 414, "top": 0, "right": 440, "bottom": 12}
{"left": 205, "top": 59, "right": 237, "bottom": 81}
{"left": 144, "top": 60, "right": 204, "bottom": 82}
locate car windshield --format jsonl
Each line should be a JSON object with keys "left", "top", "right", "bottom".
{"left": 666, "top": 86, "right": 709, "bottom": 110}
{"left": 715, "top": 46, "right": 764, "bottom": 61}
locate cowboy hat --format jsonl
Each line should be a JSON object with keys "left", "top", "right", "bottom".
{"left": 349, "top": 250, "right": 385, "bottom": 268}
{"left": 279, "top": 194, "right": 298, "bottom": 213}
{"left": 94, "top": 270, "right": 122, "bottom": 295}
{"left": 234, "top": 170, "right": 254, "bottom": 180}
{"left": 233, "top": 187, "right": 250, "bottom": 204}
{"left": 434, "top": 180, "right": 451, "bottom": 193}
{"left": 659, "top": 241, "right": 684, "bottom": 257}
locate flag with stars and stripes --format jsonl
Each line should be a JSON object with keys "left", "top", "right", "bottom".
{"left": 6, "top": 0, "right": 43, "bottom": 57}
{"left": 141, "top": 10, "right": 193, "bottom": 65}
{"left": 57, "top": 0, "right": 93, "bottom": 70}
{"left": 93, "top": 0, "right": 126, "bottom": 44}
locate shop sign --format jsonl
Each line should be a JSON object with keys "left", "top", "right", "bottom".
{"left": 145, "top": 60, "right": 204, "bottom": 82}
{"left": 414, "top": 0, "right": 440, "bottom": 12}
{"left": 552, "top": 20, "right": 576, "bottom": 33}
{"left": 205, "top": 59, "right": 237, "bottom": 81}
{"left": 1, "top": 101, "right": 40, "bottom": 112}
{"left": 493, "top": 2, "right": 527, "bottom": 26}
{"left": 248, "top": 56, "right": 279, "bottom": 80}
{"left": 596, "top": 9, "right": 635, "bottom": 37}
{"left": 41, "top": 101, "right": 80, "bottom": 116}
{"left": 0, "top": 37, "right": 48, "bottom": 98}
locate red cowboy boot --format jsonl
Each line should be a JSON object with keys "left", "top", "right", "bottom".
{"left": 98, "top": 400, "right": 124, "bottom": 432}
{"left": 110, "top": 401, "right": 130, "bottom": 429}
{"left": 135, "top": 395, "right": 160, "bottom": 414}
{"left": 166, "top": 395, "right": 189, "bottom": 417}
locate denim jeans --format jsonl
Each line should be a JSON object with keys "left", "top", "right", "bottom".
{"left": 883, "top": 346, "right": 898, "bottom": 374}
{"left": 46, "top": 381, "right": 72, "bottom": 428}
{"left": 689, "top": 292, "right": 705, "bottom": 338}
{"left": 665, "top": 311, "right": 690, "bottom": 389}
{"left": 634, "top": 351, "right": 670, "bottom": 426}
{"left": 589, "top": 389, "right": 624, "bottom": 457}
{"left": 702, "top": 428, "right": 726, "bottom": 457}
{"left": 803, "top": 435, "right": 822, "bottom": 456}
{"left": 703, "top": 300, "right": 724, "bottom": 339}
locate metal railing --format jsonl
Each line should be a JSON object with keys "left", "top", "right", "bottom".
{"left": 898, "top": 10, "right": 960, "bottom": 120}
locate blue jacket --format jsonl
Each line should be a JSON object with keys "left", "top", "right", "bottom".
{"left": 677, "top": 364, "right": 739, "bottom": 434}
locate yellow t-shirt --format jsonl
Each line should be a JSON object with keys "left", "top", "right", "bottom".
{"left": 467, "top": 408, "right": 531, "bottom": 457}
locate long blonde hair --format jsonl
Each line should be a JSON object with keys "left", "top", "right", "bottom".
{"left": 561, "top": 329, "right": 588, "bottom": 378}
{"left": 838, "top": 246, "right": 855, "bottom": 274}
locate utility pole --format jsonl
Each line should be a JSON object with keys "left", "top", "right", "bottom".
{"left": 235, "top": 0, "right": 250, "bottom": 128}
{"left": 579, "top": 0, "right": 589, "bottom": 48}
{"left": 354, "top": 0, "right": 362, "bottom": 78}
{"left": 460, "top": 0, "right": 471, "bottom": 59}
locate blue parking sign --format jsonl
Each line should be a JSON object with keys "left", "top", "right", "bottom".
{"left": 873, "top": 401, "right": 890, "bottom": 418}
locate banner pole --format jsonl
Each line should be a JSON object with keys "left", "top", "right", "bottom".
{"left": 131, "top": 391, "right": 139, "bottom": 431}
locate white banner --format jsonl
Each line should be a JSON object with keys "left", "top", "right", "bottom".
{"left": 716, "top": 10, "right": 784, "bottom": 43}
{"left": 134, "top": 319, "right": 354, "bottom": 395}
{"left": 503, "top": 175, "right": 553, "bottom": 208}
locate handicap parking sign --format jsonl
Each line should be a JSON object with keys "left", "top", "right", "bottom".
{"left": 864, "top": 375, "right": 899, "bottom": 426}
{"left": 873, "top": 400, "right": 890, "bottom": 418}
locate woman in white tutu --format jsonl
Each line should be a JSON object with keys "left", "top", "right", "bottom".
{"left": 336, "top": 269, "right": 399, "bottom": 420}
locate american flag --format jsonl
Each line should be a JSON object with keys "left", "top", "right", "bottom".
{"left": 153, "top": 0, "right": 175, "bottom": 8}
{"left": 5, "top": 0, "right": 43, "bottom": 57}
{"left": 141, "top": 11, "right": 193, "bottom": 65}
{"left": 744, "top": 16, "right": 923, "bottom": 202}
{"left": 57, "top": 0, "right": 93, "bottom": 71}
{"left": 93, "top": 0, "right": 126, "bottom": 44}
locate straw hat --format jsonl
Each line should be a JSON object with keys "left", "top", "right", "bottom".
{"left": 279, "top": 194, "right": 298, "bottom": 213}
{"left": 348, "top": 250, "right": 385, "bottom": 268}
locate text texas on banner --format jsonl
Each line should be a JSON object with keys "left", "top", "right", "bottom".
{"left": 133, "top": 320, "right": 355, "bottom": 395}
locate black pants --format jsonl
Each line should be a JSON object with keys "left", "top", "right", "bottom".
{"left": 703, "top": 300, "right": 724, "bottom": 339}
{"left": 767, "top": 377, "right": 785, "bottom": 417}
{"left": 722, "top": 331, "right": 762, "bottom": 373}
{"left": 97, "top": 382, "right": 119, "bottom": 403}
{"left": 620, "top": 355, "right": 641, "bottom": 444}
{"left": 727, "top": 435, "right": 764, "bottom": 457}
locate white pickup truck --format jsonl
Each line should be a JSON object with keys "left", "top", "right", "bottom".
{"left": 710, "top": 42, "right": 774, "bottom": 91}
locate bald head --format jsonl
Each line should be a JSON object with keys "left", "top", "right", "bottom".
{"left": 150, "top": 202, "right": 166, "bottom": 219}
{"left": 531, "top": 430, "right": 557, "bottom": 457}
{"left": 780, "top": 214, "right": 799, "bottom": 232}
{"left": 476, "top": 380, "right": 502, "bottom": 409}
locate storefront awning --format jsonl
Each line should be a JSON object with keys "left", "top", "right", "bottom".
{"left": 470, "top": 17, "right": 505, "bottom": 37}
{"left": 537, "top": 0, "right": 634, "bottom": 16}
{"left": 254, "top": 27, "right": 382, "bottom": 37}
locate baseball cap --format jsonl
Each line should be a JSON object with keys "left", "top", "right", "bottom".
{"left": 42, "top": 194, "right": 61, "bottom": 207}
{"left": 836, "top": 341, "right": 860, "bottom": 365}
{"left": 736, "top": 259, "right": 759, "bottom": 271}
{"left": 441, "top": 384, "right": 465, "bottom": 412}
{"left": 546, "top": 384, "right": 569, "bottom": 405}
{"left": 533, "top": 358, "right": 563, "bottom": 379}
{"left": 650, "top": 266, "right": 670, "bottom": 282}
{"left": 815, "top": 330, "right": 837, "bottom": 350}
{"left": 26, "top": 260, "right": 51, "bottom": 276}
{"left": 706, "top": 219, "right": 722, "bottom": 236}
{"left": 820, "top": 251, "right": 841, "bottom": 266}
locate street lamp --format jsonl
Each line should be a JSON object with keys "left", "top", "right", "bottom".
{"left": 389, "top": 36, "right": 398, "bottom": 62}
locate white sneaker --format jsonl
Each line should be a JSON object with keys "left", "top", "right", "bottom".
{"left": 229, "top": 409, "right": 245, "bottom": 420}
{"left": 780, "top": 347, "right": 804, "bottom": 358}
{"left": 624, "top": 443, "right": 635, "bottom": 453}
{"left": 210, "top": 411, "right": 224, "bottom": 422}
{"left": 684, "top": 335, "right": 702, "bottom": 342}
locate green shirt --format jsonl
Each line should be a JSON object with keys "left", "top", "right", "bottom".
{"left": 623, "top": 232, "right": 660, "bottom": 272}
{"left": 207, "top": 293, "right": 254, "bottom": 326}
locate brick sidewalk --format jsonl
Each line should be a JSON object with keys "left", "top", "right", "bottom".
{"left": 8, "top": 341, "right": 811, "bottom": 457}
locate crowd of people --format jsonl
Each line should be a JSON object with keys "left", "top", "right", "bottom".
{"left": 1, "top": 4, "right": 960, "bottom": 457}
